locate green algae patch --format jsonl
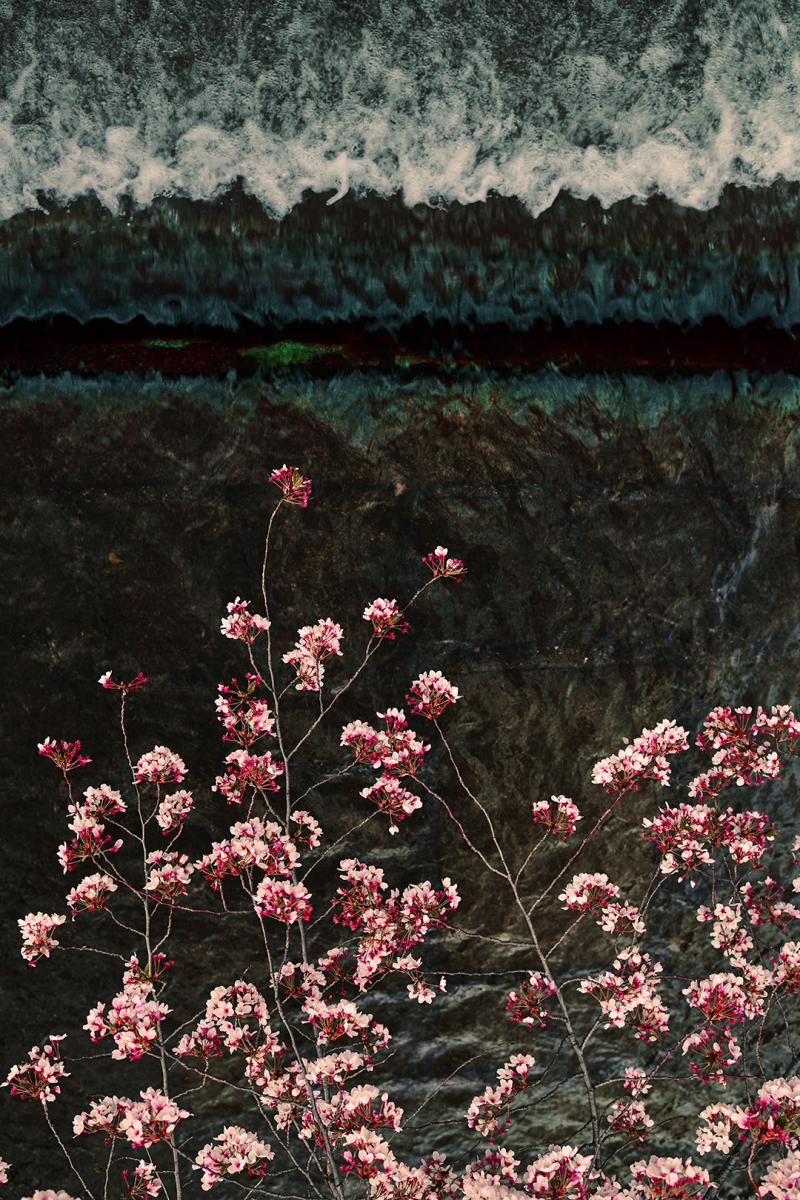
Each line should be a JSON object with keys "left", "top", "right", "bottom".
{"left": 240, "top": 341, "right": 341, "bottom": 367}
{"left": 142, "top": 339, "right": 193, "bottom": 349}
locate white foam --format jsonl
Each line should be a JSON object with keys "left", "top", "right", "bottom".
{"left": 0, "top": 0, "right": 798, "bottom": 220}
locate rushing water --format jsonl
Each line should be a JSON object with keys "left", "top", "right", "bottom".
{"left": 1, "top": 0, "right": 800, "bottom": 221}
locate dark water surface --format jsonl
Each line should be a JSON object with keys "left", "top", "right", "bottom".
{"left": 4, "top": 185, "right": 800, "bottom": 330}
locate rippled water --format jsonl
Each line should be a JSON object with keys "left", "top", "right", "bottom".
{"left": 1, "top": 0, "right": 799, "bottom": 219}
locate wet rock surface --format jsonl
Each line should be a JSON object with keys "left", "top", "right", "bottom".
{"left": 1, "top": 371, "right": 799, "bottom": 1194}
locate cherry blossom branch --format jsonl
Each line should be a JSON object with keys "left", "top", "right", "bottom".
{"left": 255, "top": 915, "right": 345, "bottom": 1200}
{"left": 42, "top": 1099, "right": 96, "bottom": 1198}
{"left": 433, "top": 721, "right": 602, "bottom": 1161}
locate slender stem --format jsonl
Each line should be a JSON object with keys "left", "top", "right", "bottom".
{"left": 256, "top": 917, "right": 345, "bottom": 1200}
{"left": 42, "top": 1101, "right": 96, "bottom": 1199}
{"left": 119, "top": 695, "right": 183, "bottom": 1200}
{"left": 103, "top": 1139, "right": 114, "bottom": 1200}
{"left": 434, "top": 723, "right": 602, "bottom": 1162}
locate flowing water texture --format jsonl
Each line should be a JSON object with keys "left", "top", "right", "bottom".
{"left": 1, "top": 0, "right": 800, "bottom": 220}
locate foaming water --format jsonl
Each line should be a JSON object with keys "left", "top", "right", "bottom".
{"left": 1, "top": 0, "right": 799, "bottom": 220}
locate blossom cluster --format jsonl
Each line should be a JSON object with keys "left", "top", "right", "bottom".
{"left": 332, "top": 858, "right": 460, "bottom": 988}
{"left": 591, "top": 720, "right": 689, "bottom": 792}
{"left": 37, "top": 737, "right": 91, "bottom": 772}
{"left": 212, "top": 747, "right": 284, "bottom": 803}
{"left": 505, "top": 972, "right": 557, "bottom": 1028}
{"left": 421, "top": 545, "right": 466, "bottom": 582}
{"left": 18, "top": 912, "right": 66, "bottom": 965}
{"left": 195, "top": 816, "right": 300, "bottom": 892}
{"left": 220, "top": 597, "right": 270, "bottom": 643}
{"left": 342, "top": 708, "right": 431, "bottom": 832}
{"left": 579, "top": 948, "right": 669, "bottom": 1042}
{"left": 642, "top": 801, "right": 775, "bottom": 882}
{"left": 85, "top": 957, "right": 171, "bottom": 1061}
{"left": 689, "top": 704, "right": 800, "bottom": 801}
{"left": 193, "top": 1125, "right": 274, "bottom": 1190}
{"left": 364, "top": 597, "right": 409, "bottom": 639}
{"left": 283, "top": 618, "right": 344, "bottom": 691}
{"left": 2, "top": 1035, "right": 68, "bottom": 1103}
{"left": 215, "top": 674, "right": 275, "bottom": 746}
{"left": 58, "top": 783, "right": 125, "bottom": 872}
{"left": 467, "top": 1055, "right": 537, "bottom": 1137}
{"left": 74, "top": 1087, "right": 189, "bottom": 1148}
{"left": 133, "top": 745, "right": 186, "bottom": 785}
{"left": 531, "top": 794, "right": 582, "bottom": 839}
{"left": 406, "top": 670, "right": 460, "bottom": 720}
{"left": 269, "top": 464, "right": 311, "bottom": 506}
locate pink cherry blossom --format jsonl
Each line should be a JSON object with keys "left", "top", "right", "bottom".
{"left": 597, "top": 902, "right": 645, "bottom": 936}
{"left": 406, "top": 670, "right": 460, "bottom": 720}
{"left": 623, "top": 1066, "right": 653, "bottom": 1097}
{"left": 85, "top": 968, "right": 171, "bottom": 1062}
{"left": 57, "top": 813, "right": 123, "bottom": 873}
{"left": 118, "top": 1088, "right": 190, "bottom": 1148}
{"left": 559, "top": 873, "right": 620, "bottom": 914}
{"left": 695, "top": 903, "right": 753, "bottom": 968}
{"left": 133, "top": 745, "right": 186, "bottom": 784}
{"left": 253, "top": 877, "right": 312, "bottom": 924}
{"left": 682, "top": 972, "right": 762, "bottom": 1024}
{"left": 341, "top": 1128, "right": 397, "bottom": 1178}
{"left": 739, "top": 1076, "right": 800, "bottom": 1147}
{"left": 144, "top": 850, "right": 194, "bottom": 900}
{"left": 505, "top": 973, "right": 557, "bottom": 1028}
{"left": 341, "top": 719, "right": 381, "bottom": 763}
{"left": 215, "top": 675, "right": 275, "bottom": 745}
{"left": 579, "top": 948, "right": 668, "bottom": 1042}
{"left": 740, "top": 876, "right": 800, "bottom": 928}
{"left": 193, "top": 1125, "right": 274, "bottom": 1189}
{"left": 212, "top": 748, "right": 284, "bottom": 802}
{"left": 98, "top": 670, "right": 148, "bottom": 692}
{"left": 302, "top": 996, "right": 389, "bottom": 1054}
{"left": 78, "top": 783, "right": 126, "bottom": 819}
{"left": 758, "top": 1148, "right": 800, "bottom": 1198}
{"left": 681, "top": 1025, "right": 742, "bottom": 1085}
{"left": 155, "top": 788, "right": 194, "bottom": 833}
{"left": 291, "top": 809, "right": 322, "bottom": 847}
{"left": 73, "top": 1094, "right": 132, "bottom": 1139}
{"left": 18, "top": 912, "right": 66, "bottom": 965}
{"left": 531, "top": 795, "right": 582, "bottom": 839}
{"left": 37, "top": 737, "right": 91, "bottom": 772}
{"left": 421, "top": 546, "right": 466, "bottom": 582}
{"left": 269, "top": 464, "right": 312, "bottom": 507}
{"left": 694, "top": 1101, "right": 742, "bottom": 1154}
{"left": 360, "top": 774, "right": 422, "bottom": 833}
{"left": 467, "top": 1056, "right": 537, "bottom": 1138}
{"left": 3, "top": 1036, "right": 68, "bottom": 1103}
{"left": 21, "top": 1193, "right": 78, "bottom": 1200}
{"left": 196, "top": 817, "right": 300, "bottom": 890}
{"left": 772, "top": 940, "right": 800, "bottom": 992}
{"left": 122, "top": 1161, "right": 161, "bottom": 1198}
{"left": 220, "top": 597, "right": 270, "bottom": 643}
{"left": 523, "top": 1144, "right": 593, "bottom": 1198}
{"left": 363, "top": 598, "right": 409, "bottom": 639}
{"left": 627, "top": 1155, "right": 711, "bottom": 1198}
{"left": 283, "top": 618, "right": 344, "bottom": 691}
{"left": 591, "top": 720, "right": 689, "bottom": 792}
{"left": 688, "top": 704, "right": 797, "bottom": 802}
{"left": 178, "top": 980, "right": 272, "bottom": 1057}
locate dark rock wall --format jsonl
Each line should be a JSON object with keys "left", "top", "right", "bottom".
{"left": 2, "top": 371, "right": 799, "bottom": 1194}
